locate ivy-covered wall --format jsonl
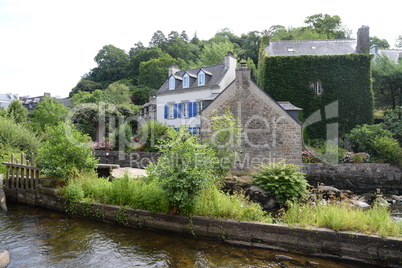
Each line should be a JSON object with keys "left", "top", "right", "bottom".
{"left": 261, "top": 54, "right": 374, "bottom": 140}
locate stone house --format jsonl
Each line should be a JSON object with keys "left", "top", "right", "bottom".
{"left": 201, "top": 64, "right": 302, "bottom": 168}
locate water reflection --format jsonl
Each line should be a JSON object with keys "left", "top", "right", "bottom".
{"left": 0, "top": 203, "right": 372, "bottom": 268}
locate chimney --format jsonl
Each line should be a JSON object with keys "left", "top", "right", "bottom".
{"left": 168, "top": 65, "right": 180, "bottom": 76}
{"left": 356, "top": 25, "right": 370, "bottom": 53}
{"left": 235, "top": 62, "right": 251, "bottom": 88}
{"left": 224, "top": 51, "right": 236, "bottom": 70}
{"left": 44, "top": 92, "right": 51, "bottom": 98}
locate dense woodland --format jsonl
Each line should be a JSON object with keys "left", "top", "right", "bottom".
{"left": 68, "top": 14, "right": 400, "bottom": 110}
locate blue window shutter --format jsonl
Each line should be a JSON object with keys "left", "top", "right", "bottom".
{"left": 178, "top": 103, "right": 182, "bottom": 118}
{"left": 164, "top": 105, "right": 168, "bottom": 119}
{"left": 190, "top": 102, "right": 197, "bottom": 117}
{"left": 188, "top": 102, "right": 193, "bottom": 117}
{"left": 174, "top": 103, "right": 178, "bottom": 118}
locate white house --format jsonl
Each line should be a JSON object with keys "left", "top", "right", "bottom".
{"left": 0, "top": 93, "right": 19, "bottom": 109}
{"left": 154, "top": 52, "right": 237, "bottom": 133}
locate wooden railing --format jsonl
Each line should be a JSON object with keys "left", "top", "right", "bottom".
{"left": 2, "top": 153, "right": 41, "bottom": 190}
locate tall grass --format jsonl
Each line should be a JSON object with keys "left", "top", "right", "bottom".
{"left": 283, "top": 201, "right": 402, "bottom": 237}
{"left": 195, "top": 185, "right": 272, "bottom": 223}
{"left": 60, "top": 174, "right": 271, "bottom": 222}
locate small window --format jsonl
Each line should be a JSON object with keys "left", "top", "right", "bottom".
{"left": 197, "top": 101, "right": 204, "bottom": 115}
{"left": 169, "top": 76, "right": 175, "bottom": 90}
{"left": 182, "top": 102, "right": 189, "bottom": 117}
{"left": 198, "top": 71, "right": 205, "bottom": 86}
{"left": 168, "top": 104, "right": 174, "bottom": 118}
{"left": 310, "top": 81, "right": 323, "bottom": 95}
{"left": 183, "top": 74, "right": 190, "bottom": 88}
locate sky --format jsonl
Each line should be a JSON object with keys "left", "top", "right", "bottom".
{"left": 0, "top": 0, "right": 401, "bottom": 98}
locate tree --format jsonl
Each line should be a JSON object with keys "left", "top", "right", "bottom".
{"left": 304, "top": 13, "right": 349, "bottom": 39}
{"left": 198, "top": 40, "right": 236, "bottom": 66}
{"left": 7, "top": 100, "right": 28, "bottom": 123}
{"left": 69, "top": 78, "right": 102, "bottom": 97}
{"left": 370, "top": 36, "right": 390, "bottom": 49}
{"left": 88, "top": 45, "right": 130, "bottom": 87}
{"left": 104, "top": 81, "right": 132, "bottom": 105}
{"left": 128, "top": 45, "right": 165, "bottom": 83}
{"left": 238, "top": 31, "right": 262, "bottom": 64}
{"left": 31, "top": 97, "right": 69, "bottom": 132}
{"left": 138, "top": 54, "right": 185, "bottom": 89}
{"left": 372, "top": 55, "right": 402, "bottom": 109}
{"left": 396, "top": 34, "right": 402, "bottom": 48}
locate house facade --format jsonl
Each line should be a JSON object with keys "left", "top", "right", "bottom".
{"left": 201, "top": 64, "right": 302, "bottom": 167}
{"left": 0, "top": 93, "right": 19, "bottom": 109}
{"left": 154, "top": 52, "right": 237, "bottom": 132}
{"left": 261, "top": 26, "right": 374, "bottom": 140}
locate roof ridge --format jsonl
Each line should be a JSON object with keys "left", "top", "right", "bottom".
{"left": 270, "top": 39, "right": 356, "bottom": 43}
{"left": 179, "top": 63, "right": 224, "bottom": 73}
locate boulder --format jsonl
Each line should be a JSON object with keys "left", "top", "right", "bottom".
{"left": 0, "top": 250, "right": 10, "bottom": 268}
{"left": 245, "top": 186, "right": 278, "bottom": 211}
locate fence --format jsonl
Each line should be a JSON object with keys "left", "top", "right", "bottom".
{"left": 2, "top": 153, "right": 41, "bottom": 190}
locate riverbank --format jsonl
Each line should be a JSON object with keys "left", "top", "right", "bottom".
{"left": 4, "top": 179, "right": 402, "bottom": 267}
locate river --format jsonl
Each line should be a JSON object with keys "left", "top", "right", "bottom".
{"left": 0, "top": 203, "right": 376, "bottom": 268}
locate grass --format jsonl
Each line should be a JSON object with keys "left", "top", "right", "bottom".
{"left": 282, "top": 201, "right": 402, "bottom": 237}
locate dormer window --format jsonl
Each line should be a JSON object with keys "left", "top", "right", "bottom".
{"left": 310, "top": 81, "right": 323, "bottom": 95}
{"left": 169, "top": 76, "right": 175, "bottom": 90}
{"left": 183, "top": 73, "right": 190, "bottom": 88}
{"left": 198, "top": 71, "right": 205, "bottom": 86}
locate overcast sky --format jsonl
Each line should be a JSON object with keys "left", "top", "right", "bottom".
{"left": 0, "top": 0, "right": 401, "bottom": 98}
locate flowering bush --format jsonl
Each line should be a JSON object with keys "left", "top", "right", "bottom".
{"left": 342, "top": 152, "right": 370, "bottom": 163}
{"left": 92, "top": 138, "right": 114, "bottom": 150}
{"left": 302, "top": 150, "right": 320, "bottom": 163}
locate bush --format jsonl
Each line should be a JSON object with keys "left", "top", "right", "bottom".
{"left": 111, "top": 122, "right": 133, "bottom": 152}
{"left": 382, "top": 107, "right": 402, "bottom": 146}
{"left": 36, "top": 122, "right": 98, "bottom": 182}
{"left": 252, "top": 162, "right": 309, "bottom": 206}
{"left": 146, "top": 127, "right": 218, "bottom": 215}
{"left": 0, "top": 117, "right": 41, "bottom": 155}
{"left": 137, "top": 120, "right": 170, "bottom": 151}
{"left": 347, "top": 124, "right": 393, "bottom": 155}
{"left": 371, "top": 136, "right": 402, "bottom": 165}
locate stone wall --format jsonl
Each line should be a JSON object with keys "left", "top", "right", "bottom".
{"left": 4, "top": 182, "right": 402, "bottom": 267}
{"left": 201, "top": 66, "right": 302, "bottom": 169}
{"left": 95, "top": 150, "right": 161, "bottom": 169}
{"left": 303, "top": 163, "right": 402, "bottom": 195}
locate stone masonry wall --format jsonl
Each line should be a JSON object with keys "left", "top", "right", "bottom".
{"left": 303, "top": 163, "right": 402, "bottom": 195}
{"left": 95, "top": 150, "right": 161, "bottom": 169}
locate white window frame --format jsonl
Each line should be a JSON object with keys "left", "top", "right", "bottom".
{"left": 198, "top": 71, "right": 205, "bottom": 86}
{"left": 197, "top": 101, "right": 204, "bottom": 115}
{"left": 182, "top": 102, "right": 189, "bottom": 117}
{"left": 314, "top": 81, "right": 323, "bottom": 95}
{"left": 169, "top": 76, "right": 175, "bottom": 90}
{"left": 183, "top": 73, "right": 190, "bottom": 88}
{"left": 168, "top": 104, "right": 174, "bottom": 118}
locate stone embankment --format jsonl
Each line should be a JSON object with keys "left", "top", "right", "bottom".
{"left": 3, "top": 177, "right": 402, "bottom": 267}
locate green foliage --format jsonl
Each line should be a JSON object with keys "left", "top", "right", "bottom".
{"left": 61, "top": 183, "right": 85, "bottom": 202}
{"left": 146, "top": 127, "right": 218, "bottom": 215}
{"left": 304, "top": 13, "right": 348, "bottom": 39}
{"left": 137, "top": 120, "right": 170, "bottom": 151}
{"left": 371, "top": 136, "right": 402, "bottom": 165}
{"left": 111, "top": 122, "right": 133, "bottom": 152}
{"left": 382, "top": 107, "right": 402, "bottom": 145}
{"left": 261, "top": 54, "right": 374, "bottom": 140}
{"left": 0, "top": 117, "right": 41, "bottom": 155}
{"left": 283, "top": 201, "right": 402, "bottom": 237}
{"left": 104, "top": 81, "right": 132, "bottom": 105}
{"left": 69, "top": 78, "right": 102, "bottom": 97}
{"left": 197, "top": 40, "right": 237, "bottom": 66}
{"left": 7, "top": 100, "right": 28, "bottom": 123}
{"left": 195, "top": 184, "right": 272, "bottom": 222}
{"left": 36, "top": 122, "right": 98, "bottom": 181}
{"left": 252, "top": 162, "right": 309, "bottom": 206}
{"left": 206, "top": 107, "right": 242, "bottom": 177}
{"left": 347, "top": 124, "right": 393, "bottom": 154}
{"left": 372, "top": 55, "right": 402, "bottom": 109}
{"left": 31, "top": 97, "right": 69, "bottom": 132}
{"left": 370, "top": 36, "right": 390, "bottom": 49}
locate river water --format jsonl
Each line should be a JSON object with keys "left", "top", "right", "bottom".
{"left": 0, "top": 203, "right": 375, "bottom": 268}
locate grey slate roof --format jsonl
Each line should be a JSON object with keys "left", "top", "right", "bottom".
{"left": 265, "top": 39, "right": 358, "bottom": 56}
{"left": 157, "top": 64, "right": 228, "bottom": 94}
{"left": 278, "top": 101, "right": 302, "bottom": 111}
{"left": 376, "top": 49, "right": 402, "bottom": 63}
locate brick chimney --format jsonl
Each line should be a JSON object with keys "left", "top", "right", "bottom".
{"left": 235, "top": 62, "right": 251, "bottom": 88}
{"left": 356, "top": 25, "right": 370, "bottom": 53}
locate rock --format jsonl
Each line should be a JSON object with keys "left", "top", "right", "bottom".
{"left": 0, "top": 250, "right": 10, "bottom": 268}
{"left": 275, "top": 254, "right": 293, "bottom": 260}
{"left": 245, "top": 186, "right": 278, "bottom": 211}
{"left": 318, "top": 185, "right": 340, "bottom": 192}
{"left": 352, "top": 200, "right": 370, "bottom": 209}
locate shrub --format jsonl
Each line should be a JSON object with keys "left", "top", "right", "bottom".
{"left": 146, "top": 127, "right": 218, "bottom": 215}
{"left": 111, "top": 122, "right": 133, "bottom": 152}
{"left": 371, "top": 136, "right": 402, "bottom": 165}
{"left": 347, "top": 124, "right": 393, "bottom": 155}
{"left": 137, "top": 120, "right": 170, "bottom": 151}
{"left": 252, "top": 162, "right": 309, "bottom": 206}
{"left": 382, "top": 107, "right": 402, "bottom": 145}
{"left": 0, "top": 117, "right": 41, "bottom": 155}
{"left": 36, "top": 122, "right": 98, "bottom": 182}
